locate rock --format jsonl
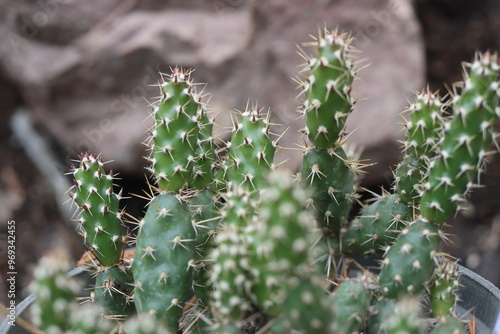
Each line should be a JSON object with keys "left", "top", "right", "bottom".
{"left": 0, "top": 0, "right": 424, "bottom": 181}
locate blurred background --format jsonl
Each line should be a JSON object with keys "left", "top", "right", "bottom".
{"left": 1, "top": 0, "right": 500, "bottom": 305}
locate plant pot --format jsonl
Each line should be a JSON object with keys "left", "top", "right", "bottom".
{"left": 2, "top": 264, "right": 500, "bottom": 333}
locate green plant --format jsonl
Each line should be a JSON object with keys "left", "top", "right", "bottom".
{"left": 29, "top": 27, "right": 500, "bottom": 333}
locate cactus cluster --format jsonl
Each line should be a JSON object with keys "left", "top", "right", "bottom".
{"left": 29, "top": 27, "right": 500, "bottom": 333}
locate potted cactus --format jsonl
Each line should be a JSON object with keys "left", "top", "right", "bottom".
{"left": 5, "top": 27, "right": 500, "bottom": 333}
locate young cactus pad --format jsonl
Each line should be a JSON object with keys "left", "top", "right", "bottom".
{"left": 300, "top": 28, "right": 356, "bottom": 148}
{"left": 148, "top": 67, "right": 204, "bottom": 192}
{"left": 69, "top": 152, "right": 124, "bottom": 267}
{"left": 132, "top": 192, "right": 196, "bottom": 332}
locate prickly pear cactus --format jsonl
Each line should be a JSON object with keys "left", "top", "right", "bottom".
{"left": 225, "top": 105, "right": 276, "bottom": 191}
{"left": 300, "top": 28, "right": 355, "bottom": 148}
{"left": 69, "top": 152, "right": 124, "bottom": 267}
{"left": 330, "top": 278, "right": 371, "bottom": 334}
{"left": 132, "top": 192, "right": 196, "bottom": 332}
{"left": 378, "top": 219, "right": 440, "bottom": 299}
{"left": 421, "top": 52, "right": 500, "bottom": 224}
{"left": 252, "top": 172, "right": 313, "bottom": 316}
{"left": 342, "top": 192, "right": 411, "bottom": 254}
{"left": 147, "top": 67, "right": 204, "bottom": 192}
{"left": 93, "top": 265, "right": 135, "bottom": 317}
{"left": 30, "top": 252, "right": 81, "bottom": 333}
{"left": 299, "top": 147, "right": 357, "bottom": 235}
{"left": 429, "top": 259, "right": 461, "bottom": 318}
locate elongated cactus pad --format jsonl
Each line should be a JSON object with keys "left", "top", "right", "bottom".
{"left": 132, "top": 192, "right": 196, "bottom": 332}
{"left": 301, "top": 28, "right": 355, "bottom": 148}
{"left": 299, "top": 147, "right": 357, "bottom": 234}
{"left": 429, "top": 260, "right": 461, "bottom": 318}
{"left": 69, "top": 152, "right": 124, "bottom": 267}
{"left": 252, "top": 172, "right": 313, "bottom": 316}
{"left": 378, "top": 219, "right": 440, "bottom": 299}
{"left": 421, "top": 52, "right": 500, "bottom": 224}
{"left": 225, "top": 105, "right": 276, "bottom": 191}
{"left": 148, "top": 67, "right": 204, "bottom": 192}
{"left": 210, "top": 186, "right": 258, "bottom": 322}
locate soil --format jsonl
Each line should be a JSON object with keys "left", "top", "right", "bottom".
{"left": 2, "top": 0, "right": 500, "bottom": 312}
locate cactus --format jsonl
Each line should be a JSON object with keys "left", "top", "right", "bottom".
{"left": 30, "top": 252, "right": 81, "bottom": 333}
{"left": 378, "top": 219, "right": 440, "bottom": 299}
{"left": 421, "top": 52, "right": 500, "bottom": 224}
{"left": 93, "top": 266, "right": 135, "bottom": 317}
{"left": 69, "top": 152, "right": 124, "bottom": 267}
{"left": 429, "top": 259, "right": 461, "bottom": 318}
{"left": 29, "top": 27, "right": 500, "bottom": 334}
{"left": 132, "top": 192, "right": 196, "bottom": 332}
{"left": 330, "top": 278, "right": 372, "bottom": 334}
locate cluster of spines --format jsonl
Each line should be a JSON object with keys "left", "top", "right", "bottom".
{"left": 68, "top": 152, "right": 125, "bottom": 267}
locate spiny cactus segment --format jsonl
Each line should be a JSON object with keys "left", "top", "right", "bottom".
{"left": 421, "top": 52, "right": 500, "bottom": 224}
{"left": 132, "top": 192, "right": 196, "bottom": 332}
{"left": 299, "top": 147, "right": 358, "bottom": 235}
{"left": 378, "top": 219, "right": 440, "bottom": 299}
{"left": 330, "top": 278, "right": 372, "bottom": 334}
{"left": 93, "top": 266, "right": 135, "bottom": 317}
{"left": 299, "top": 28, "right": 356, "bottom": 148}
{"left": 30, "top": 252, "right": 81, "bottom": 333}
{"left": 342, "top": 192, "right": 411, "bottom": 254}
{"left": 69, "top": 152, "right": 124, "bottom": 267}
{"left": 429, "top": 259, "right": 461, "bottom": 318}
{"left": 147, "top": 67, "right": 205, "bottom": 192}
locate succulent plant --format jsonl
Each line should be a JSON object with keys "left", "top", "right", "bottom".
{"left": 29, "top": 26, "right": 500, "bottom": 334}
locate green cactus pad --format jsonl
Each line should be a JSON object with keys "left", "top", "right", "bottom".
{"left": 148, "top": 67, "right": 204, "bottom": 192}
{"left": 299, "top": 147, "right": 357, "bottom": 234}
{"left": 430, "top": 316, "right": 467, "bottom": 334}
{"left": 69, "top": 152, "right": 124, "bottom": 267}
{"left": 132, "top": 192, "right": 196, "bottom": 332}
{"left": 252, "top": 172, "right": 313, "bottom": 316}
{"left": 429, "top": 260, "right": 461, "bottom": 318}
{"left": 93, "top": 266, "right": 135, "bottom": 317}
{"left": 421, "top": 52, "right": 500, "bottom": 224}
{"left": 275, "top": 277, "right": 334, "bottom": 333}
{"left": 226, "top": 105, "right": 276, "bottom": 191}
{"left": 30, "top": 253, "right": 80, "bottom": 333}
{"left": 330, "top": 278, "right": 371, "bottom": 334}
{"left": 191, "top": 188, "right": 222, "bottom": 306}
{"left": 404, "top": 89, "right": 446, "bottom": 159}
{"left": 378, "top": 219, "right": 440, "bottom": 299}
{"left": 343, "top": 193, "right": 411, "bottom": 254}
{"left": 393, "top": 154, "right": 424, "bottom": 205}
{"left": 385, "top": 297, "right": 425, "bottom": 334}
{"left": 210, "top": 186, "right": 259, "bottom": 322}
{"left": 301, "top": 28, "right": 355, "bottom": 148}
